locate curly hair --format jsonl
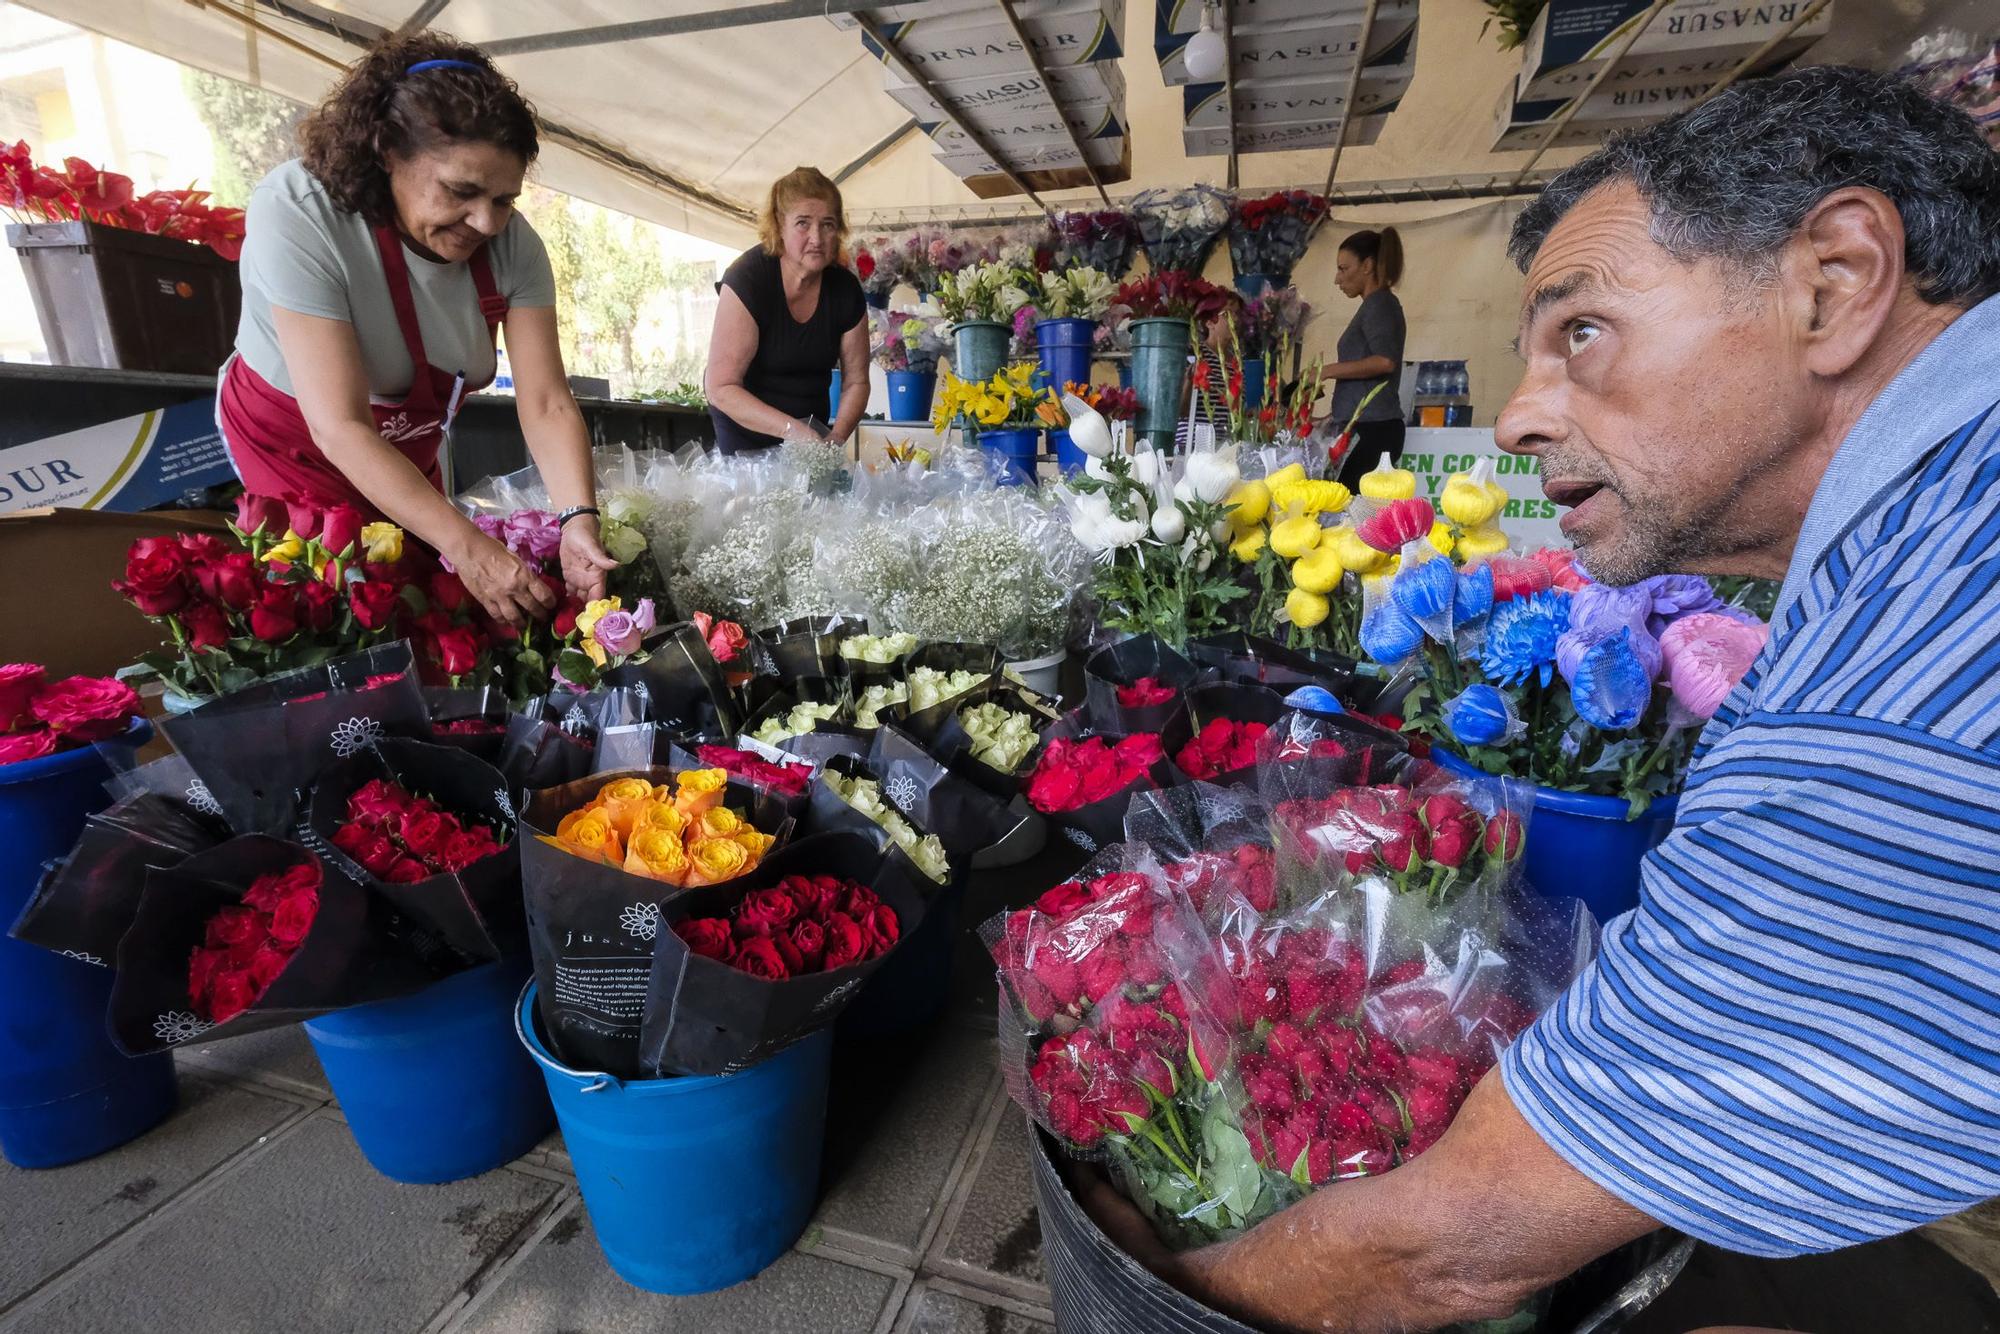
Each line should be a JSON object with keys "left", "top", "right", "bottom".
{"left": 757, "top": 167, "right": 847, "bottom": 259}
{"left": 298, "top": 30, "right": 539, "bottom": 221}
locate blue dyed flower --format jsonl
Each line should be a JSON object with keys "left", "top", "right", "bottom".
{"left": 1480, "top": 589, "right": 1570, "bottom": 687}
{"left": 1566, "top": 581, "right": 1652, "bottom": 641}
{"left": 1556, "top": 622, "right": 1661, "bottom": 686}
{"left": 1361, "top": 602, "right": 1425, "bottom": 665}
{"left": 1391, "top": 555, "right": 1456, "bottom": 624}
{"left": 1443, "top": 683, "right": 1519, "bottom": 747}
{"left": 1572, "top": 627, "right": 1655, "bottom": 729}
{"left": 1453, "top": 563, "right": 1495, "bottom": 624}
{"left": 1284, "top": 685, "right": 1345, "bottom": 715}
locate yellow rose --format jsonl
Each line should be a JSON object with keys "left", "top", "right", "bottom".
{"left": 623, "top": 828, "right": 690, "bottom": 885}
{"left": 1229, "top": 526, "right": 1268, "bottom": 563}
{"left": 696, "top": 806, "right": 745, "bottom": 840}
{"left": 1225, "top": 479, "right": 1270, "bottom": 528}
{"left": 1286, "top": 588, "right": 1331, "bottom": 629}
{"left": 1357, "top": 462, "right": 1417, "bottom": 501}
{"left": 685, "top": 836, "right": 751, "bottom": 886}
{"left": 1427, "top": 521, "right": 1457, "bottom": 558}
{"left": 596, "top": 777, "right": 657, "bottom": 806}
{"left": 1440, "top": 472, "right": 1502, "bottom": 529}
{"left": 1268, "top": 515, "right": 1323, "bottom": 559}
{"left": 261, "top": 529, "right": 304, "bottom": 564}
{"left": 359, "top": 521, "right": 403, "bottom": 564}
{"left": 1329, "top": 526, "right": 1389, "bottom": 574}
{"left": 733, "top": 829, "right": 776, "bottom": 862}
{"left": 1290, "top": 547, "right": 1345, "bottom": 594}
{"left": 630, "top": 801, "right": 686, "bottom": 841}
{"left": 555, "top": 808, "right": 624, "bottom": 865}
{"left": 1457, "top": 523, "right": 1510, "bottom": 561}
{"left": 674, "top": 768, "right": 730, "bottom": 817}
{"left": 575, "top": 597, "right": 621, "bottom": 641}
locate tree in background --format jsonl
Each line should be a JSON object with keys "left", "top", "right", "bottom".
{"left": 184, "top": 70, "right": 302, "bottom": 208}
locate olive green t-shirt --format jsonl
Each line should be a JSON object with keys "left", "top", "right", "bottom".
{"left": 234, "top": 158, "right": 556, "bottom": 397}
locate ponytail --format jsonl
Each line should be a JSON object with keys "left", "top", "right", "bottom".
{"left": 1340, "top": 226, "right": 1403, "bottom": 288}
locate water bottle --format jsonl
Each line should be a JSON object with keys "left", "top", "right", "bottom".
{"left": 1416, "top": 361, "right": 1446, "bottom": 428}
{"left": 1446, "top": 361, "right": 1473, "bottom": 427}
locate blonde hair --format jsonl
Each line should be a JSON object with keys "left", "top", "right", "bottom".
{"left": 758, "top": 166, "right": 847, "bottom": 259}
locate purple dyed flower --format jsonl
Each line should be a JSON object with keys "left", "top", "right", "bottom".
{"left": 1639, "top": 574, "right": 1724, "bottom": 634}
{"left": 1557, "top": 622, "right": 1661, "bottom": 686}
{"left": 1566, "top": 581, "right": 1653, "bottom": 641}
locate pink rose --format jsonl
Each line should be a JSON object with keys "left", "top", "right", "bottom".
{"left": 0, "top": 727, "right": 59, "bottom": 766}
{"left": 1659, "top": 612, "right": 1769, "bottom": 723}
{"left": 30, "top": 675, "right": 141, "bottom": 741}
{"left": 0, "top": 663, "right": 46, "bottom": 731}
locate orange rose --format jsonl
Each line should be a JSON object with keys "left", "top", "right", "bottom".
{"left": 624, "top": 827, "right": 690, "bottom": 885}
{"left": 595, "top": 776, "right": 659, "bottom": 806}
{"left": 674, "top": 768, "right": 730, "bottom": 817}
{"left": 695, "top": 806, "right": 745, "bottom": 840}
{"left": 630, "top": 801, "right": 687, "bottom": 841}
{"left": 684, "top": 836, "right": 751, "bottom": 886}
{"left": 555, "top": 808, "right": 624, "bottom": 865}
{"left": 732, "top": 829, "right": 776, "bottom": 863}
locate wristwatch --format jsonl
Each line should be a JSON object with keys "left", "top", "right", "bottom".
{"left": 557, "top": 505, "right": 599, "bottom": 528}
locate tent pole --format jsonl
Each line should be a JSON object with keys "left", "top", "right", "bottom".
{"left": 484, "top": 1, "right": 883, "bottom": 56}
{"left": 1317, "top": 0, "right": 1379, "bottom": 199}
{"left": 853, "top": 13, "right": 1054, "bottom": 215}
{"left": 183, "top": 0, "right": 346, "bottom": 70}
{"left": 1509, "top": 0, "right": 1670, "bottom": 186}
{"left": 1220, "top": 0, "right": 1239, "bottom": 190}
{"left": 994, "top": 0, "right": 1111, "bottom": 207}
{"left": 835, "top": 120, "right": 921, "bottom": 185}
{"left": 392, "top": 0, "right": 455, "bottom": 39}
{"left": 1687, "top": 0, "right": 1834, "bottom": 110}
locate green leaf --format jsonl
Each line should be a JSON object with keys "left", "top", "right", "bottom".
{"left": 399, "top": 585, "right": 430, "bottom": 615}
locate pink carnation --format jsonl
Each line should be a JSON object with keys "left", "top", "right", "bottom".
{"left": 1659, "top": 612, "right": 1768, "bottom": 722}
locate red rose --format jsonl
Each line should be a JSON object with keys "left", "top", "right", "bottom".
{"left": 433, "top": 627, "right": 483, "bottom": 678}
{"left": 787, "top": 917, "right": 825, "bottom": 971}
{"left": 197, "top": 552, "right": 261, "bottom": 610}
{"left": 203, "top": 966, "right": 258, "bottom": 1024}
{"left": 734, "top": 887, "right": 800, "bottom": 938}
{"left": 553, "top": 598, "right": 583, "bottom": 638}
{"left": 30, "top": 675, "right": 139, "bottom": 741}
{"left": 345, "top": 778, "right": 410, "bottom": 827}
{"left": 347, "top": 579, "right": 403, "bottom": 633}
{"left": 822, "top": 911, "right": 868, "bottom": 969}
{"left": 351, "top": 832, "right": 402, "bottom": 879}
{"left": 0, "top": 662, "right": 47, "bottom": 731}
{"left": 427, "top": 570, "right": 470, "bottom": 614}
{"left": 438, "top": 827, "right": 501, "bottom": 872}
{"left": 841, "top": 883, "right": 882, "bottom": 917}
{"left": 234, "top": 492, "right": 286, "bottom": 537}
{"left": 1426, "top": 813, "right": 1477, "bottom": 869}
{"left": 176, "top": 532, "right": 231, "bottom": 566}
{"left": 284, "top": 499, "right": 323, "bottom": 540}
{"left": 676, "top": 917, "right": 736, "bottom": 963}
{"left": 1034, "top": 881, "right": 1092, "bottom": 918}
{"left": 205, "top": 905, "right": 263, "bottom": 950}
{"left": 249, "top": 586, "right": 300, "bottom": 642}
{"left": 292, "top": 580, "right": 337, "bottom": 633}
{"left": 114, "top": 542, "right": 189, "bottom": 616}
{"left": 1115, "top": 677, "right": 1177, "bottom": 708}
{"left": 1025, "top": 755, "right": 1084, "bottom": 813}
{"left": 397, "top": 806, "right": 456, "bottom": 860}
{"left": 1077, "top": 753, "right": 1131, "bottom": 804}
{"left": 180, "top": 600, "right": 233, "bottom": 652}
{"left": 1483, "top": 810, "right": 1525, "bottom": 862}
{"left": 0, "top": 728, "right": 59, "bottom": 766}
{"left": 732, "top": 935, "right": 791, "bottom": 981}
{"left": 318, "top": 505, "right": 364, "bottom": 560}
{"left": 1113, "top": 733, "right": 1164, "bottom": 769}
{"left": 859, "top": 904, "right": 899, "bottom": 958}
{"left": 383, "top": 857, "right": 429, "bottom": 884}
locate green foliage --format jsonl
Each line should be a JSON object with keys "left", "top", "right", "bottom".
{"left": 1480, "top": 1, "right": 1547, "bottom": 50}
{"left": 183, "top": 70, "right": 303, "bottom": 208}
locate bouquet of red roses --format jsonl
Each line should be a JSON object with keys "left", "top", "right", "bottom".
{"left": 0, "top": 663, "right": 142, "bottom": 767}
{"left": 1227, "top": 191, "right": 1328, "bottom": 288}
{"left": 694, "top": 742, "right": 815, "bottom": 797}
{"left": 1084, "top": 634, "right": 1205, "bottom": 735}
{"left": 671, "top": 872, "right": 898, "bottom": 981}
{"left": 330, "top": 778, "right": 505, "bottom": 881}
{"left": 187, "top": 861, "right": 320, "bottom": 1024}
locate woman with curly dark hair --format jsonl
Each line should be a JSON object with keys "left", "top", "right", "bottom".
{"left": 217, "top": 30, "right": 613, "bottom": 627}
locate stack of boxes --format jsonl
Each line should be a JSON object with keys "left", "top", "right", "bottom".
{"left": 1161, "top": 0, "right": 1417, "bottom": 157}
{"left": 1493, "top": 0, "right": 1833, "bottom": 153}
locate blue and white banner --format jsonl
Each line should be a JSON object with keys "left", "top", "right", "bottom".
{"left": 0, "top": 400, "right": 236, "bottom": 515}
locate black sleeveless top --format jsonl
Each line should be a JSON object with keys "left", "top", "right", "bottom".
{"left": 710, "top": 247, "right": 866, "bottom": 454}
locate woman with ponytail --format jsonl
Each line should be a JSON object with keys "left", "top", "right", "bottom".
{"left": 1321, "top": 226, "right": 1408, "bottom": 489}
{"left": 218, "top": 29, "right": 613, "bottom": 628}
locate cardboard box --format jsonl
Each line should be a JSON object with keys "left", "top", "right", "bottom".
{"left": 1517, "top": 0, "right": 1832, "bottom": 102}
{"left": 881, "top": 60, "right": 1125, "bottom": 128}
{"left": 1156, "top": 0, "right": 1372, "bottom": 38}
{"left": 1492, "top": 79, "right": 1709, "bottom": 151}
{"left": 1155, "top": 2, "right": 1415, "bottom": 85}
{"left": 955, "top": 139, "right": 1135, "bottom": 199}
{"left": 862, "top": 0, "right": 1124, "bottom": 85}
{"left": 923, "top": 106, "right": 1126, "bottom": 155}
{"left": 1181, "top": 54, "right": 1413, "bottom": 132}
{"left": 0, "top": 506, "right": 231, "bottom": 681}
{"left": 934, "top": 133, "right": 1128, "bottom": 177}
{"left": 1181, "top": 109, "right": 1390, "bottom": 157}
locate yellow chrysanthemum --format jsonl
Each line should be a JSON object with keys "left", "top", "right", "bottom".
{"left": 1427, "top": 521, "right": 1457, "bottom": 558}
{"left": 1441, "top": 471, "right": 1503, "bottom": 528}
{"left": 1268, "top": 515, "right": 1322, "bottom": 559}
{"left": 1290, "top": 547, "right": 1345, "bottom": 594}
{"left": 1328, "top": 526, "right": 1388, "bottom": 574}
{"left": 1456, "top": 523, "right": 1510, "bottom": 561}
{"left": 1225, "top": 479, "right": 1270, "bottom": 528}
{"left": 1285, "top": 588, "right": 1330, "bottom": 628}
{"left": 1229, "top": 526, "right": 1268, "bottom": 563}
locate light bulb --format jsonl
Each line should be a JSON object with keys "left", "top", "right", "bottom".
{"left": 1184, "top": 5, "right": 1227, "bottom": 82}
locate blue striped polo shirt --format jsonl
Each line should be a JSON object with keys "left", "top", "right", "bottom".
{"left": 1502, "top": 292, "right": 2000, "bottom": 1258}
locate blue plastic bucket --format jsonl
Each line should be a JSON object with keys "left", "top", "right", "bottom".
{"left": 980, "top": 427, "right": 1041, "bottom": 487}
{"left": 951, "top": 320, "right": 1009, "bottom": 384}
{"left": 0, "top": 718, "right": 177, "bottom": 1169}
{"left": 1241, "top": 357, "right": 1266, "bottom": 413}
{"left": 886, "top": 368, "right": 936, "bottom": 423}
{"left": 1130, "top": 317, "right": 1192, "bottom": 453}
{"left": 1034, "top": 317, "right": 1096, "bottom": 397}
{"left": 838, "top": 882, "right": 964, "bottom": 1040}
{"left": 863, "top": 289, "right": 889, "bottom": 310}
{"left": 1432, "top": 749, "right": 1678, "bottom": 924}
{"left": 516, "top": 981, "right": 832, "bottom": 1293}
{"left": 827, "top": 368, "right": 842, "bottom": 423}
{"left": 1052, "top": 429, "right": 1087, "bottom": 475}
{"left": 306, "top": 956, "right": 553, "bottom": 1184}
{"left": 1117, "top": 360, "right": 1133, "bottom": 389}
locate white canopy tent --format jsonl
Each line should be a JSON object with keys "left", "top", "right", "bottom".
{"left": 23, "top": 0, "right": 1990, "bottom": 420}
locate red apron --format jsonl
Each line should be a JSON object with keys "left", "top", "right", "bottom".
{"left": 218, "top": 223, "right": 509, "bottom": 521}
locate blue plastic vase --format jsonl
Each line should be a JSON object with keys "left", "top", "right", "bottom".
{"left": 305, "top": 956, "right": 553, "bottom": 1184}
{"left": 827, "top": 369, "right": 842, "bottom": 423}
{"left": 1233, "top": 272, "right": 1276, "bottom": 299}
{"left": 838, "top": 882, "right": 963, "bottom": 1040}
{"left": 517, "top": 982, "right": 832, "bottom": 1293}
{"left": 1116, "top": 360, "right": 1133, "bottom": 389}
{"left": 863, "top": 289, "right": 890, "bottom": 310}
{"left": 1129, "top": 317, "right": 1192, "bottom": 453}
{"left": 1051, "top": 429, "right": 1087, "bottom": 475}
{"left": 979, "top": 427, "right": 1041, "bottom": 487}
{"left": 1241, "top": 357, "right": 1266, "bottom": 413}
{"left": 951, "top": 320, "right": 1009, "bottom": 384}
{"left": 1034, "top": 317, "right": 1095, "bottom": 397}
{"left": 1432, "top": 749, "right": 1678, "bottom": 924}
{"left": 885, "top": 369, "right": 936, "bottom": 423}
{"left": 0, "top": 718, "right": 177, "bottom": 1169}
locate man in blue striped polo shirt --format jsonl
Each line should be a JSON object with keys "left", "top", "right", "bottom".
{"left": 1086, "top": 66, "right": 2000, "bottom": 1329}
